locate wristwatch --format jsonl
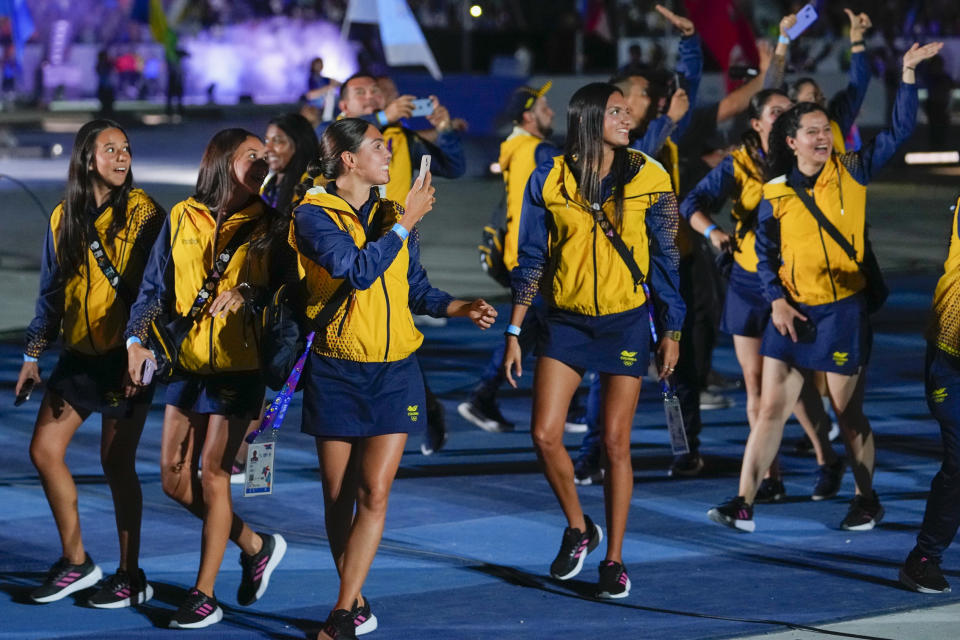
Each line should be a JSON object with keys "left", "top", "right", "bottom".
{"left": 665, "top": 330, "right": 682, "bottom": 342}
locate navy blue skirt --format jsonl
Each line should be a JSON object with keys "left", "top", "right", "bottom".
{"left": 301, "top": 353, "right": 426, "bottom": 438}
{"left": 760, "top": 293, "right": 871, "bottom": 374}
{"left": 537, "top": 305, "right": 651, "bottom": 376}
{"left": 720, "top": 264, "right": 770, "bottom": 338}
{"left": 47, "top": 348, "right": 154, "bottom": 419}
{"left": 164, "top": 370, "right": 265, "bottom": 419}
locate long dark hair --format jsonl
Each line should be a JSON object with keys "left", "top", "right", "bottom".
{"left": 58, "top": 119, "right": 133, "bottom": 273}
{"left": 267, "top": 112, "right": 319, "bottom": 214}
{"left": 766, "top": 102, "right": 831, "bottom": 181}
{"left": 741, "top": 89, "right": 790, "bottom": 178}
{"left": 319, "top": 117, "right": 372, "bottom": 180}
{"left": 194, "top": 128, "right": 278, "bottom": 258}
{"left": 564, "top": 82, "right": 628, "bottom": 228}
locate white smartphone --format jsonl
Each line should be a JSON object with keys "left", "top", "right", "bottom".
{"left": 141, "top": 358, "right": 157, "bottom": 385}
{"left": 786, "top": 4, "right": 818, "bottom": 41}
{"left": 419, "top": 154, "right": 431, "bottom": 178}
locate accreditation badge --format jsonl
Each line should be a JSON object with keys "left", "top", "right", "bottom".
{"left": 243, "top": 440, "right": 276, "bottom": 497}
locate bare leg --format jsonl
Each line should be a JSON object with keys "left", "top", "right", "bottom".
{"left": 530, "top": 357, "right": 585, "bottom": 531}
{"left": 234, "top": 402, "right": 267, "bottom": 469}
{"left": 330, "top": 433, "right": 407, "bottom": 611}
{"left": 826, "top": 369, "right": 873, "bottom": 495}
{"left": 794, "top": 378, "right": 838, "bottom": 466}
{"left": 600, "top": 374, "right": 641, "bottom": 563}
{"left": 738, "top": 358, "right": 806, "bottom": 502}
{"left": 29, "top": 392, "right": 87, "bottom": 564}
{"left": 99, "top": 401, "right": 150, "bottom": 572}
{"left": 317, "top": 438, "right": 362, "bottom": 575}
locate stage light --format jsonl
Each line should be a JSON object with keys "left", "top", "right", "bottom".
{"left": 904, "top": 151, "right": 960, "bottom": 165}
{"left": 470, "top": 5, "right": 482, "bottom": 18}
{"left": 489, "top": 161, "right": 501, "bottom": 174}
{"left": 50, "top": 144, "right": 63, "bottom": 157}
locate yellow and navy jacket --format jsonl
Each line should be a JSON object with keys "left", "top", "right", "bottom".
{"left": 316, "top": 115, "right": 466, "bottom": 204}
{"left": 755, "top": 81, "right": 918, "bottom": 306}
{"left": 828, "top": 50, "right": 871, "bottom": 153}
{"left": 512, "top": 150, "right": 685, "bottom": 332}
{"left": 26, "top": 189, "right": 164, "bottom": 357}
{"left": 125, "top": 197, "right": 283, "bottom": 374}
{"left": 927, "top": 196, "right": 960, "bottom": 357}
{"left": 291, "top": 184, "right": 453, "bottom": 363}
{"left": 680, "top": 145, "right": 765, "bottom": 272}
{"left": 499, "top": 127, "right": 560, "bottom": 271}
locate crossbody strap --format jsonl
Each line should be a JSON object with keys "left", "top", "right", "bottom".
{"left": 184, "top": 218, "right": 260, "bottom": 321}
{"left": 590, "top": 204, "right": 646, "bottom": 286}
{"left": 85, "top": 214, "right": 137, "bottom": 306}
{"left": 786, "top": 175, "right": 861, "bottom": 266}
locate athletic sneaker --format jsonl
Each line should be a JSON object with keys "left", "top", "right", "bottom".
{"left": 319, "top": 608, "right": 357, "bottom": 639}
{"left": 699, "top": 390, "right": 733, "bottom": 410}
{"left": 668, "top": 452, "right": 705, "bottom": 478}
{"left": 596, "top": 560, "right": 631, "bottom": 599}
{"left": 87, "top": 568, "right": 153, "bottom": 608}
{"left": 707, "top": 496, "right": 756, "bottom": 532}
{"left": 31, "top": 554, "right": 103, "bottom": 603}
{"left": 840, "top": 491, "right": 884, "bottom": 531}
{"left": 812, "top": 458, "right": 845, "bottom": 500}
{"left": 754, "top": 478, "right": 786, "bottom": 504}
{"left": 169, "top": 589, "right": 223, "bottom": 629}
{"left": 550, "top": 514, "right": 603, "bottom": 580}
{"left": 230, "top": 461, "right": 245, "bottom": 485}
{"left": 573, "top": 455, "right": 604, "bottom": 486}
{"left": 900, "top": 551, "right": 951, "bottom": 594}
{"left": 457, "top": 395, "right": 514, "bottom": 433}
{"left": 564, "top": 408, "right": 588, "bottom": 434}
{"left": 420, "top": 397, "right": 447, "bottom": 455}
{"left": 237, "top": 532, "right": 287, "bottom": 606}
{"left": 351, "top": 597, "right": 378, "bottom": 635}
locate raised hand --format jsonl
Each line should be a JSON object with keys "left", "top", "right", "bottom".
{"left": 844, "top": 8, "right": 872, "bottom": 42}
{"left": 903, "top": 41, "right": 945, "bottom": 69}
{"left": 401, "top": 170, "right": 435, "bottom": 229}
{"left": 779, "top": 13, "right": 797, "bottom": 38}
{"left": 655, "top": 4, "right": 695, "bottom": 37}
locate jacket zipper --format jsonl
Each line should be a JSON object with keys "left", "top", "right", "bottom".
{"left": 591, "top": 222, "right": 600, "bottom": 314}
{"left": 337, "top": 294, "right": 354, "bottom": 336}
{"left": 380, "top": 276, "right": 391, "bottom": 360}
{"left": 82, "top": 251, "right": 100, "bottom": 354}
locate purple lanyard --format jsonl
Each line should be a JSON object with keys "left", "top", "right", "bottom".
{"left": 245, "top": 331, "right": 315, "bottom": 444}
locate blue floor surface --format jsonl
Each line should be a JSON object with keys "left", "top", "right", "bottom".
{"left": 1, "top": 274, "right": 957, "bottom": 639}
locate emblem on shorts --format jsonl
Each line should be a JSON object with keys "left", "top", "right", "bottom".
{"left": 619, "top": 350, "right": 638, "bottom": 366}
{"left": 932, "top": 387, "right": 949, "bottom": 404}
{"left": 832, "top": 352, "right": 849, "bottom": 366}
{"left": 407, "top": 404, "right": 419, "bottom": 422}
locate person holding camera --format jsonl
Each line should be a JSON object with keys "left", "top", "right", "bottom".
{"left": 15, "top": 119, "right": 163, "bottom": 608}
{"left": 708, "top": 41, "right": 943, "bottom": 533}
{"left": 124, "top": 129, "right": 292, "bottom": 628}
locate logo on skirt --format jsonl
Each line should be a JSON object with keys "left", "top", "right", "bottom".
{"left": 407, "top": 405, "right": 420, "bottom": 421}
{"left": 832, "top": 352, "right": 849, "bottom": 366}
{"left": 619, "top": 350, "right": 638, "bottom": 366}
{"left": 932, "top": 387, "right": 949, "bottom": 404}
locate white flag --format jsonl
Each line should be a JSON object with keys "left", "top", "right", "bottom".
{"left": 341, "top": 0, "right": 442, "bottom": 80}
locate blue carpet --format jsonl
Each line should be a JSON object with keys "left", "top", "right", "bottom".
{"left": 1, "top": 274, "right": 957, "bottom": 639}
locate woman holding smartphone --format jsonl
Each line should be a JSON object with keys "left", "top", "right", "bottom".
{"left": 291, "top": 118, "right": 495, "bottom": 638}
{"left": 16, "top": 119, "right": 164, "bottom": 607}
{"left": 125, "top": 128, "right": 292, "bottom": 628}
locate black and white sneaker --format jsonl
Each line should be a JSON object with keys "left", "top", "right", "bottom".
{"left": 169, "top": 589, "right": 223, "bottom": 629}
{"left": 351, "top": 597, "right": 378, "bottom": 635}
{"left": 457, "top": 396, "right": 515, "bottom": 433}
{"left": 573, "top": 455, "right": 604, "bottom": 486}
{"left": 707, "top": 496, "right": 755, "bottom": 532}
{"left": 596, "top": 560, "right": 631, "bottom": 599}
{"left": 87, "top": 568, "right": 154, "bottom": 608}
{"left": 238, "top": 532, "right": 287, "bottom": 606}
{"left": 900, "top": 550, "right": 951, "bottom": 594}
{"left": 812, "top": 458, "right": 845, "bottom": 501}
{"left": 754, "top": 478, "right": 786, "bottom": 504}
{"left": 320, "top": 608, "right": 357, "bottom": 639}
{"left": 31, "top": 554, "right": 103, "bottom": 603}
{"left": 549, "top": 514, "right": 603, "bottom": 580}
{"left": 840, "top": 491, "right": 884, "bottom": 531}
{"left": 420, "top": 395, "right": 447, "bottom": 455}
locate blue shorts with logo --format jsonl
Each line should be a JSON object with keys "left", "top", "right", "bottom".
{"left": 760, "top": 292, "right": 871, "bottom": 374}
{"left": 164, "top": 370, "right": 265, "bottom": 419}
{"left": 301, "top": 352, "right": 426, "bottom": 438}
{"left": 537, "top": 305, "right": 651, "bottom": 376}
{"left": 720, "top": 264, "right": 770, "bottom": 338}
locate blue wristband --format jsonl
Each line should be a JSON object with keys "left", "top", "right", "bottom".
{"left": 126, "top": 336, "right": 142, "bottom": 349}
{"left": 703, "top": 224, "right": 718, "bottom": 240}
{"left": 778, "top": 35, "right": 790, "bottom": 45}
{"left": 375, "top": 110, "right": 389, "bottom": 127}
{"left": 23, "top": 354, "right": 38, "bottom": 363}
{"left": 391, "top": 223, "right": 409, "bottom": 240}
{"left": 505, "top": 324, "right": 522, "bottom": 336}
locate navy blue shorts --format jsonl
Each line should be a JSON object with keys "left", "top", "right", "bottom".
{"left": 301, "top": 353, "right": 426, "bottom": 438}
{"left": 47, "top": 348, "right": 154, "bottom": 419}
{"left": 537, "top": 305, "right": 651, "bottom": 376}
{"left": 164, "top": 371, "right": 265, "bottom": 419}
{"left": 760, "top": 293, "right": 871, "bottom": 374}
{"left": 720, "top": 264, "right": 770, "bottom": 338}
